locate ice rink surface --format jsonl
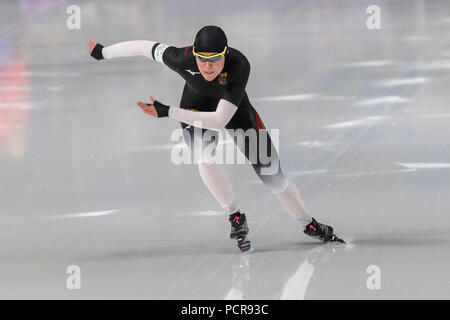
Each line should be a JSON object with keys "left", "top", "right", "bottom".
{"left": 1, "top": 0, "right": 450, "bottom": 299}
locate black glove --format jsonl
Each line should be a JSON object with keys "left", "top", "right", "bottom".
{"left": 91, "top": 43, "right": 104, "bottom": 60}
{"left": 148, "top": 100, "right": 170, "bottom": 118}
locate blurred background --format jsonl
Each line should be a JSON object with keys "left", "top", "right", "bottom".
{"left": 0, "top": 0, "right": 449, "bottom": 299}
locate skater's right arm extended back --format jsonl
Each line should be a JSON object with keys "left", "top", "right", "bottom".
{"left": 89, "top": 39, "right": 168, "bottom": 62}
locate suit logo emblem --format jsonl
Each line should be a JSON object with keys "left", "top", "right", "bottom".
{"left": 185, "top": 69, "right": 200, "bottom": 76}
{"left": 218, "top": 72, "right": 228, "bottom": 85}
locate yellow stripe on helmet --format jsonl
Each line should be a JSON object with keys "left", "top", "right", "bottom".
{"left": 192, "top": 46, "right": 228, "bottom": 59}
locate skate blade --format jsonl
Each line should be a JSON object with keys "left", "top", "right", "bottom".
{"left": 237, "top": 236, "right": 252, "bottom": 252}
{"left": 238, "top": 242, "right": 252, "bottom": 252}
{"left": 330, "top": 234, "right": 346, "bottom": 244}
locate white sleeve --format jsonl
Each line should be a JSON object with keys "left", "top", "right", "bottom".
{"left": 102, "top": 40, "right": 157, "bottom": 60}
{"left": 168, "top": 99, "right": 238, "bottom": 130}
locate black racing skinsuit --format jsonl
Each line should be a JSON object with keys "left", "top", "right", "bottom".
{"left": 157, "top": 45, "right": 287, "bottom": 192}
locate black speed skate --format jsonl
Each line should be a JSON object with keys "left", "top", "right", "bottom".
{"left": 229, "top": 212, "right": 251, "bottom": 252}
{"left": 304, "top": 217, "right": 345, "bottom": 243}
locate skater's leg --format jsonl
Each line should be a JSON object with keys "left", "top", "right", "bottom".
{"left": 177, "top": 90, "right": 251, "bottom": 251}
{"left": 198, "top": 159, "right": 239, "bottom": 214}
{"left": 249, "top": 134, "right": 312, "bottom": 226}
{"left": 181, "top": 121, "right": 249, "bottom": 249}
{"left": 181, "top": 122, "right": 239, "bottom": 214}
{"left": 272, "top": 179, "right": 312, "bottom": 227}
{"left": 226, "top": 107, "right": 343, "bottom": 242}
{"left": 227, "top": 108, "right": 312, "bottom": 226}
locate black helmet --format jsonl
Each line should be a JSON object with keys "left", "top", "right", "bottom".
{"left": 193, "top": 25, "right": 228, "bottom": 53}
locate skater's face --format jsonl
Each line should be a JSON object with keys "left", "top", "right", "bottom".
{"left": 195, "top": 52, "right": 225, "bottom": 81}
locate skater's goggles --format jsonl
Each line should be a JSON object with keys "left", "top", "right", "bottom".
{"left": 193, "top": 46, "right": 227, "bottom": 62}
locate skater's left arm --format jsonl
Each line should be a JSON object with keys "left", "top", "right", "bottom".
{"left": 137, "top": 97, "right": 238, "bottom": 130}
{"left": 137, "top": 55, "right": 250, "bottom": 130}
{"left": 169, "top": 99, "right": 238, "bottom": 130}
